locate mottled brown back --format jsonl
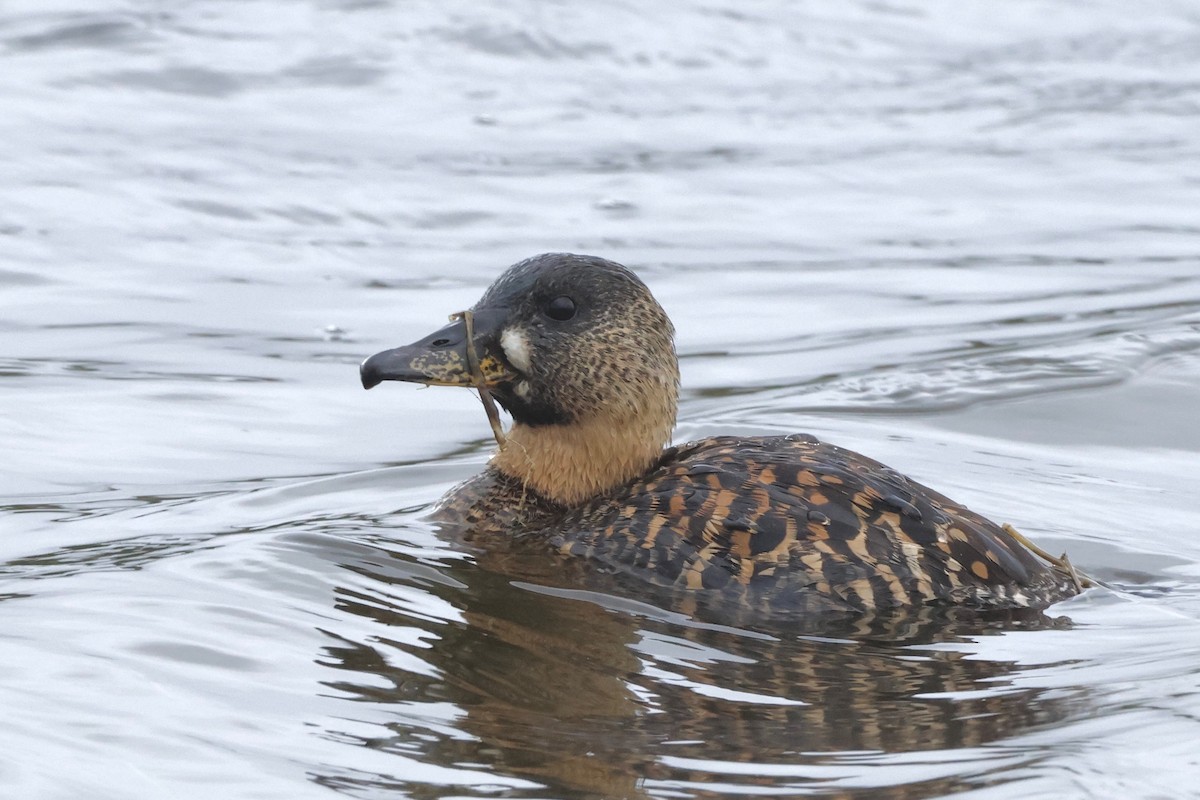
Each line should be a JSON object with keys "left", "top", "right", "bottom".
{"left": 436, "top": 434, "right": 1076, "bottom": 618}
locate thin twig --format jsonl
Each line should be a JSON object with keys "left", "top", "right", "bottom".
{"left": 454, "top": 309, "right": 507, "bottom": 449}
{"left": 1002, "top": 523, "right": 1092, "bottom": 591}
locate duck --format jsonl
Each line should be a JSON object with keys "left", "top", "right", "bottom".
{"left": 360, "top": 253, "right": 1083, "bottom": 617}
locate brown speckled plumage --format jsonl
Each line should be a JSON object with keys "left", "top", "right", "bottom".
{"left": 361, "top": 253, "right": 1080, "bottom": 619}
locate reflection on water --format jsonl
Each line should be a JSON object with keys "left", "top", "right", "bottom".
{"left": 3, "top": 0, "right": 1200, "bottom": 798}
{"left": 317, "top": 530, "right": 1084, "bottom": 798}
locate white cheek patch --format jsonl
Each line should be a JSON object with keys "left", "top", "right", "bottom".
{"left": 500, "top": 328, "right": 533, "bottom": 374}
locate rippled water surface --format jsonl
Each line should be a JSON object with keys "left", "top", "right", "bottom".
{"left": 4, "top": 1, "right": 1200, "bottom": 798}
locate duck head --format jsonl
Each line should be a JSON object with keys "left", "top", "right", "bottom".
{"left": 361, "top": 253, "right": 680, "bottom": 505}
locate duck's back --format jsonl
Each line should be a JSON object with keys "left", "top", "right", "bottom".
{"left": 552, "top": 435, "right": 1075, "bottom": 615}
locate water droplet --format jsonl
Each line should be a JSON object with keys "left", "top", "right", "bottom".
{"left": 882, "top": 494, "right": 922, "bottom": 520}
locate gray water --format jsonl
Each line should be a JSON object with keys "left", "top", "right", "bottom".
{"left": 3, "top": 1, "right": 1200, "bottom": 798}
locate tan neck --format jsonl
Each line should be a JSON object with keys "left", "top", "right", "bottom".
{"left": 490, "top": 412, "right": 673, "bottom": 506}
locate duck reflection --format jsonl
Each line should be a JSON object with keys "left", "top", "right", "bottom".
{"left": 311, "top": 530, "right": 1082, "bottom": 799}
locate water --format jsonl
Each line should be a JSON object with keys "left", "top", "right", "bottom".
{"left": 3, "top": 1, "right": 1200, "bottom": 797}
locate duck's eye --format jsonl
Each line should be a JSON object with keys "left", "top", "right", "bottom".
{"left": 545, "top": 295, "right": 577, "bottom": 321}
